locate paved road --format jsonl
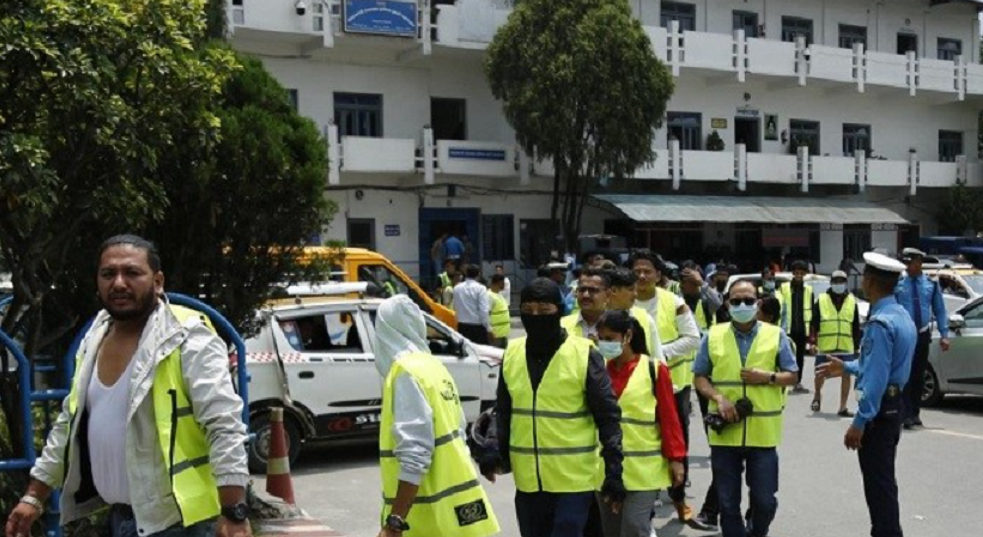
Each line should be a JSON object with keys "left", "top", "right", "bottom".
{"left": 255, "top": 358, "right": 983, "bottom": 537}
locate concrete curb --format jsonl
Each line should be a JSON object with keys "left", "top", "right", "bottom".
{"left": 254, "top": 518, "right": 345, "bottom": 537}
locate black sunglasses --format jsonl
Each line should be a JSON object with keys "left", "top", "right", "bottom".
{"left": 728, "top": 298, "right": 757, "bottom": 307}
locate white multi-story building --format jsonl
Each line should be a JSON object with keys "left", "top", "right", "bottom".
{"left": 228, "top": 0, "right": 983, "bottom": 283}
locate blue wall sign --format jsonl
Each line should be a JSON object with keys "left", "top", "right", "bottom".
{"left": 448, "top": 148, "right": 507, "bottom": 161}
{"left": 384, "top": 224, "right": 401, "bottom": 237}
{"left": 344, "top": 0, "right": 417, "bottom": 37}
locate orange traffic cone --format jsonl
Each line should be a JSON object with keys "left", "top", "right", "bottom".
{"left": 266, "top": 407, "right": 296, "bottom": 505}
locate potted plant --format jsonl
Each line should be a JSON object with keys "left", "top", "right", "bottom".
{"left": 706, "top": 130, "right": 725, "bottom": 151}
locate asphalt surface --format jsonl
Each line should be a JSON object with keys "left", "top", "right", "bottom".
{"left": 254, "top": 351, "right": 983, "bottom": 537}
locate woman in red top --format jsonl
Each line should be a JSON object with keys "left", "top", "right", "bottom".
{"left": 596, "top": 310, "right": 687, "bottom": 537}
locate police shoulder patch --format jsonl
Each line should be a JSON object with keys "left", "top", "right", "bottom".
{"left": 454, "top": 499, "right": 489, "bottom": 527}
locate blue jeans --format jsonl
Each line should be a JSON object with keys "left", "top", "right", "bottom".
{"left": 711, "top": 447, "right": 779, "bottom": 537}
{"left": 514, "top": 491, "right": 593, "bottom": 537}
{"left": 110, "top": 506, "right": 217, "bottom": 537}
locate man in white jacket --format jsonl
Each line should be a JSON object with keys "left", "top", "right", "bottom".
{"left": 5, "top": 235, "right": 250, "bottom": 537}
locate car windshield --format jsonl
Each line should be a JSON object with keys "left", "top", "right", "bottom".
{"left": 961, "top": 275, "right": 983, "bottom": 295}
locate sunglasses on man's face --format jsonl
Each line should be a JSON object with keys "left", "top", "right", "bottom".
{"left": 728, "top": 297, "right": 757, "bottom": 307}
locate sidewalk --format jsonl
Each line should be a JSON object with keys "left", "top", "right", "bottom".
{"left": 252, "top": 494, "right": 345, "bottom": 537}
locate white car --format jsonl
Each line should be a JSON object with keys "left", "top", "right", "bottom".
{"left": 241, "top": 297, "right": 502, "bottom": 472}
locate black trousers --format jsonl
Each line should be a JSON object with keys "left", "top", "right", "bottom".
{"left": 516, "top": 491, "right": 593, "bottom": 537}
{"left": 458, "top": 323, "right": 489, "bottom": 345}
{"left": 790, "top": 331, "right": 807, "bottom": 384}
{"left": 697, "top": 389, "right": 719, "bottom": 519}
{"left": 902, "top": 331, "right": 931, "bottom": 420}
{"left": 668, "top": 386, "right": 692, "bottom": 503}
{"left": 859, "top": 396, "right": 905, "bottom": 537}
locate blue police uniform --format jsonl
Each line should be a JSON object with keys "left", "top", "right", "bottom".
{"left": 844, "top": 295, "right": 916, "bottom": 537}
{"left": 893, "top": 271, "right": 947, "bottom": 425}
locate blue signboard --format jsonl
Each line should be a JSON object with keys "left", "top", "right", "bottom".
{"left": 344, "top": 0, "right": 417, "bottom": 37}
{"left": 448, "top": 148, "right": 507, "bottom": 161}
{"left": 384, "top": 224, "right": 401, "bottom": 237}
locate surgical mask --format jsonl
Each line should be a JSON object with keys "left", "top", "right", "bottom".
{"left": 730, "top": 303, "right": 758, "bottom": 324}
{"left": 763, "top": 280, "right": 776, "bottom": 292}
{"left": 831, "top": 284, "right": 847, "bottom": 295}
{"left": 598, "top": 341, "right": 624, "bottom": 360}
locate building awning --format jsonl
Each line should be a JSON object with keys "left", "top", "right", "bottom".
{"left": 594, "top": 194, "right": 909, "bottom": 225}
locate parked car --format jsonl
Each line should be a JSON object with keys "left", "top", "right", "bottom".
{"left": 241, "top": 290, "right": 501, "bottom": 472}
{"left": 923, "top": 265, "right": 983, "bottom": 313}
{"left": 923, "top": 296, "right": 983, "bottom": 406}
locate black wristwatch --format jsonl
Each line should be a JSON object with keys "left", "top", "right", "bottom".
{"left": 385, "top": 514, "right": 410, "bottom": 532}
{"left": 769, "top": 373, "right": 777, "bottom": 384}
{"left": 221, "top": 502, "right": 249, "bottom": 523}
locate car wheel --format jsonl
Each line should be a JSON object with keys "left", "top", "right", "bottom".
{"left": 248, "top": 410, "right": 303, "bottom": 474}
{"left": 921, "top": 364, "right": 944, "bottom": 408}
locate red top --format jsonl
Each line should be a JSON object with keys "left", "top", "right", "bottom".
{"left": 606, "top": 356, "right": 687, "bottom": 461}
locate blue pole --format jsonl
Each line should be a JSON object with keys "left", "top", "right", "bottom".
{"left": 165, "top": 293, "right": 249, "bottom": 427}
{"left": 0, "top": 326, "right": 36, "bottom": 470}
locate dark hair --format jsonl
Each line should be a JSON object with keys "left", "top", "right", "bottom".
{"left": 607, "top": 267, "right": 638, "bottom": 288}
{"left": 628, "top": 249, "right": 666, "bottom": 273}
{"left": 99, "top": 234, "right": 161, "bottom": 272}
{"left": 759, "top": 297, "right": 782, "bottom": 324}
{"left": 681, "top": 259, "right": 701, "bottom": 272}
{"left": 571, "top": 267, "right": 583, "bottom": 279}
{"left": 537, "top": 265, "right": 551, "bottom": 278}
{"left": 791, "top": 260, "right": 809, "bottom": 272}
{"left": 465, "top": 265, "right": 481, "bottom": 279}
{"left": 490, "top": 274, "right": 506, "bottom": 285}
{"left": 580, "top": 267, "right": 611, "bottom": 288}
{"left": 715, "top": 264, "right": 732, "bottom": 275}
{"left": 597, "top": 310, "right": 648, "bottom": 355}
{"left": 864, "top": 266, "right": 900, "bottom": 294}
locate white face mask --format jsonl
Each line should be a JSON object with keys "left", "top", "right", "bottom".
{"left": 831, "top": 283, "right": 847, "bottom": 295}
{"left": 598, "top": 340, "right": 624, "bottom": 360}
{"left": 729, "top": 303, "right": 759, "bottom": 324}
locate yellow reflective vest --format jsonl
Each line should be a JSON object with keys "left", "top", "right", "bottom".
{"left": 596, "top": 356, "right": 670, "bottom": 492}
{"left": 817, "top": 293, "right": 856, "bottom": 353}
{"left": 503, "top": 336, "right": 598, "bottom": 493}
{"left": 706, "top": 323, "right": 786, "bottom": 448}
{"left": 779, "top": 282, "right": 813, "bottom": 332}
{"left": 488, "top": 291, "right": 511, "bottom": 339}
{"left": 67, "top": 305, "right": 221, "bottom": 527}
{"left": 652, "top": 288, "right": 693, "bottom": 387}
{"left": 561, "top": 308, "right": 655, "bottom": 356}
{"left": 380, "top": 353, "right": 500, "bottom": 537}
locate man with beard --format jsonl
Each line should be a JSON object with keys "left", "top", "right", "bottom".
{"left": 5, "top": 235, "right": 250, "bottom": 537}
{"left": 481, "top": 278, "right": 625, "bottom": 537}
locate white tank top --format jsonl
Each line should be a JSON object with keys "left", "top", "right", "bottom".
{"left": 87, "top": 353, "right": 137, "bottom": 505}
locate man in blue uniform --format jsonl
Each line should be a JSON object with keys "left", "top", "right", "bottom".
{"left": 893, "top": 247, "right": 949, "bottom": 429}
{"left": 819, "top": 251, "right": 916, "bottom": 537}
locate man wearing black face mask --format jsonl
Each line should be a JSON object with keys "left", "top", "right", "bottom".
{"left": 481, "top": 278, "right": 624, "bottom": 537}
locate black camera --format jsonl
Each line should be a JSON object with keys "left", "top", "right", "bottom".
{"left": 704, "top": 398, "right": 754, "bottom": 433}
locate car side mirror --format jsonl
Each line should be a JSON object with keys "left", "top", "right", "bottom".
{"left": 949, "top": 314, "right": 966, "bottom": 331}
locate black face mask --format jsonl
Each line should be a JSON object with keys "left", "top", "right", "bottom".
{"left": 522, "top": 313, "right": 563, "bottom": 355}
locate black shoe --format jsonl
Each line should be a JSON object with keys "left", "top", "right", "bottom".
{"left": 689, "top": 512, "right": 719, "bottom": 532}
{"left": 903, "top": 419, "right": 914, "bottom": 430}
{"left": 913, "top": 417, "right": 923, "bottom": 426}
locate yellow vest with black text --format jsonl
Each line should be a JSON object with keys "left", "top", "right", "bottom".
{"left": 488, "top": 291, "right": 511, "bottom": 339}
{"left": 817, "top": 293, "right": 856, "bottom": 353}
{"left": 779, "top": 282, "right": 813, "bottom": 331}
{"left": 596, "top": 356, "right": 670, "bottom": 492}
{"left": 67, "top": 305, "right": 221, "bottom": 527}
{"left": 380, "top": 353, "right": 499, "bottom": 537}
{"left": 503, "top": 336, "right": 598, "bottom": 493}
{"left": 707, "top": 323, "right": 785, "bottom": 448}
{"left": 653, "top": 288, "right": 693, "bottom": 387}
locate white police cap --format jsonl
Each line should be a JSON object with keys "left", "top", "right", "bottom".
{"left": 901, "top": 247, "right": 927, "bottom": 261}
{"left": 864, "top": 252, "right": 906, "bottom": 274}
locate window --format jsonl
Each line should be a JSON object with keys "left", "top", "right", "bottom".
{"left": 482, "top": 214, "right": 515, "bottom": 261}
{"left": 839, "top": 24, "right": 867, "bottom": 49}
{"left": 347, "top": 218, "right": 375, "bottom": 250}
{"left": 280, "top": 311, "right": 365, "bottom": 353}
{"left": 733, "top": 11, "right": 759, "bottom": 38}
{"left": 313, "top": 1, "right": 325, "bottom": 31}
{"left": 357, "top": 264, "right": 431, "bottom": 313}
{"left": 939, "top": 130, "right": 964, "bottom": 162}
{"left": 286, "top": 89, "right": 298, "bottom": 112}
{"left": 789, "top": 119, "right": 820, "bottom": 155}
{"left": 661, "top": 2, "right": 696, "bottom": 32}
{"left": 897, "top": 33, "right": 918, "bottom": 55}
{"left": 843, "top": 225, "right": 872, "bottom": 263}
{"left": 431, "top": 98, "right": 467, "bottom": 141}
{"left": 667, "top": 112, "right": 702, "bottom": 150}
{"left": 781, "top": 16, "right": 813, "bottom": 45}
{"left": 334, "top": 93, "right": 383, "bottom": 137}
{"left": 842, "top": 124, "right": 872, "bottom": 157}
{"left": 938, "top": 38, "right": 963, "bottom": 61}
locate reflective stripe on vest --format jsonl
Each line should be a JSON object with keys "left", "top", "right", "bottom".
{"left": 68, "top": 305, "right": 221, "bottom": 526}
{"left": 503, "top": 336, "right": 597, "bottom": 493}
{"left": 780, "top": 282, "right": 813, "bottom": 330}
{"left": 707, "top": 323, "right": 785, "bottom": 448}
{"left": 817, "top": 293, "right": 856, "bottom": 353}
{"left": 596, "top": 356, "right": 670, "bottom": 492}
{"left": 380, "top": 353, "right": 500, "bottom": 537}
{"left": 488, "top": 291, "right": 511, "bottom": 339}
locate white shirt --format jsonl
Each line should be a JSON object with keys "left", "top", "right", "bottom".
{"left": 453, "top": 279, "right": 491, "bottom": 329}
{"left": 636, "top": 293, "right": 701, "bottom": 360}
{"left": 87, "top": 354, "right": 137, "bottom": 505}
{"left": 500, "top": 277, "right": 512, "bottom": 307}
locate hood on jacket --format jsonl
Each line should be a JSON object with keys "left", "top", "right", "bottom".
{"left": 374, "top": 295, "right": 429, "bottom": 377}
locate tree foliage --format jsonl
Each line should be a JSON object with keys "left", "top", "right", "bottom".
{"left": 938, "top": 184, "right": 983, "bottom": 235}
{"left": 485, "top": 0, "right": 673, "bottom": 251}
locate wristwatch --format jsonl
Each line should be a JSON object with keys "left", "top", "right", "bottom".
{"left": 385, "top": 514, "right": 410, "bottom": 532}
{"left": 19, "top": 496, "right": 44, "bottom": 515}
{"left": 221, "top": 502, "right": 249, "bottom": 523}
{"left": 769, "top": 373, "right": 777, "bottom": 384}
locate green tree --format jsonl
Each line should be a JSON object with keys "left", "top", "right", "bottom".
{"left": 485, "top": 0, "right": 673, "bottom": 252}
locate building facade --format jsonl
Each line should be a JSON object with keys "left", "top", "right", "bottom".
{"left": 228, "top": 0, "right": 983, "bottom": 283}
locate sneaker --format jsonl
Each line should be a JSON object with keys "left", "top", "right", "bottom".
{"left": 913, "top": 417, "right": 923, "bottom": 426}
{"left": 689, "top": 512, "right": 719, "bottom": 532}
{"left": 792, "top": 384, "right": 811, "bottom": 394}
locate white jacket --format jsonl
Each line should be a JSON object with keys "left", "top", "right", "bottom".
{"left": 31, "top": 300, "right": 249, "bottom": 534}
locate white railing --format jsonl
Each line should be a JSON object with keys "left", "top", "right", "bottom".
{"left": 342, "top": 137, "right": 417, "bottom": 173}
{"left": 918, "top": 58, "right": 958, "bottom": 93}
{"left": 682, "top": 31, "right": 735, "bottom": 71}
{"left": 747, "top": 153, "right": 798, "bottom": 184}
{"left": 867, "top": 159, "right": 909, "bottom": 187}
{"left": 746, "top": 38, "right": 798, "bottom": 77}
{"left": 681, "top": 150, "right": 732, "bottom": 181}
{"left": 811, "top": 156, "right": 856, "bottom": 185}
{"left": 919, "top": 161, "right": 960, "bottom": 188}
{"left": 635, "top": 149, "right": 670, "bottom": 180}
{"left": 808, "top": 45, "right": 855, "bottom": 82}
{"left": 865, "top": 51, "right": 910, "bottom": 89}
